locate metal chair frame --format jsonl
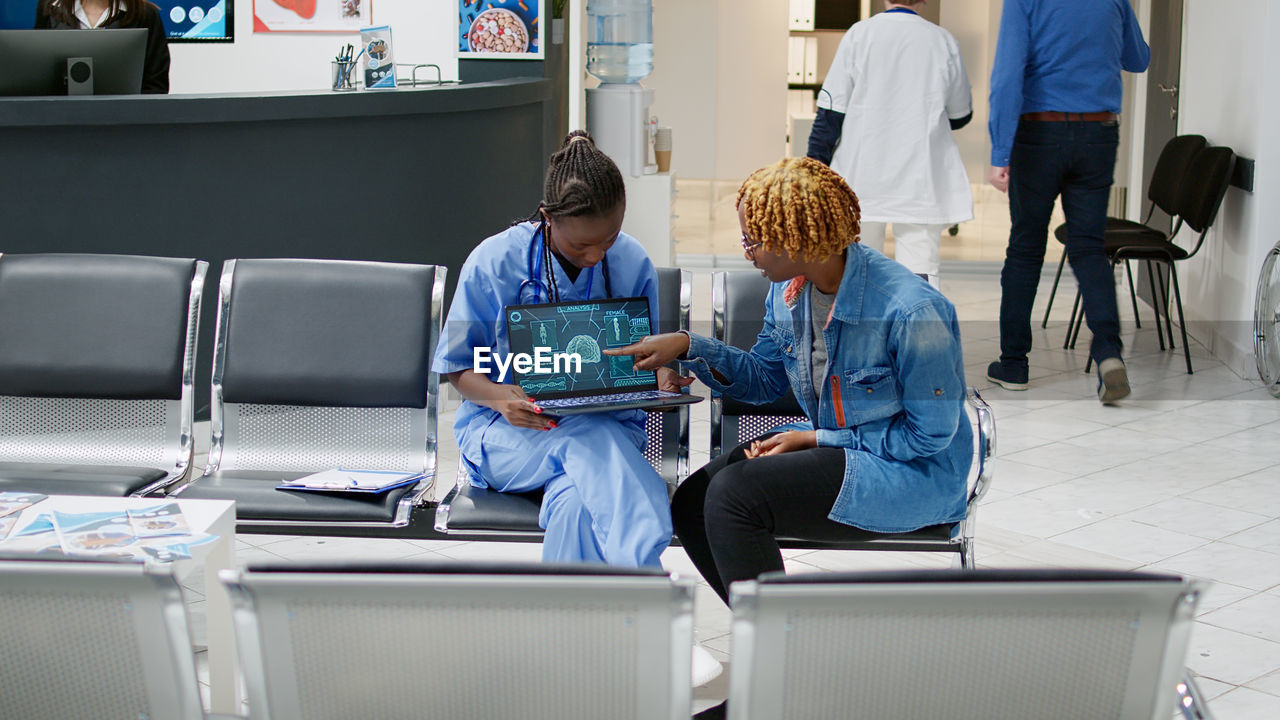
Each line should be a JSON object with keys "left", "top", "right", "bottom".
{"left": 192, "top": 259, "right": 445, "bottom": 529}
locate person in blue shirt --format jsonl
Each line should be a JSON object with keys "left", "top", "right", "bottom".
{"left": 985, "top": 0, "right": 1149, "bottom": 403}
{"left": 608, "top": 157, "right": 972, "bottom": 607}
{"left": 432, "top": 130, "right": 677, "bottom": 568}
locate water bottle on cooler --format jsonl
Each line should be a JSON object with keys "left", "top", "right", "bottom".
{"left": 586, "top": 0, "right": 653, "bottom": 84}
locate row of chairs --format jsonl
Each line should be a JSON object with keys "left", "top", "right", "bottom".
{"left": 0, "top": 253, "right": 992, "bottom": 567}
{"left": 1041, "top": 135, "right": 1237, "bottom": 374}
{"left": 0, "top": 555, "right": 1214, "bottom": 720}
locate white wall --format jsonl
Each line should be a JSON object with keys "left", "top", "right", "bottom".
{"left": 1177, "top": 0, "right": 1276, "bottom": 378}
{"left": 645, "top": 0, "right": 787, "bottom": 181}
{"left": 168, "top": 0, "right": 460, "bottom": 93}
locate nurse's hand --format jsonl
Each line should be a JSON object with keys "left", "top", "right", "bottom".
{"left": 489, "top": 385, "right": 557, "bottom": 431}
{"left": 744, "top": 430, "right": 817, "bottom": 458}
{"left": 450, "top": 369, "right": 557, "bottom": 431}
{"left": 988, "top": 165, "right": 1010, "bottom": 193}
{"left": 603, "top": 331, "right": 691, "bottom": 371}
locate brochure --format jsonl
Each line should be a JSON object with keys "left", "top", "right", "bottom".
{"left": 0, "top": 515, "right": 17, "bottom": 540}
{"left": 52, "top": 510, "right": 135, "bottom": 557}
{"left": 127, "top": 503, "right": 192, "bottom": 538}
{"left": 278, "top": 468, "right": 425, "bottom": 494}
{"left": 360, "top": 25, "right": 397, "bottom": 89}
{"left": 0, "top": 492, "right": 47, "bottom": 520}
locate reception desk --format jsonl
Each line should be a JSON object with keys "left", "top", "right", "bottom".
{"left": 0, "top": 78, "right": 552, "bottom": 415}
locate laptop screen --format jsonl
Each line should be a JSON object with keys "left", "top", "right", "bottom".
{"left": 505, "top": 297, "right": 656, "bottom": 399}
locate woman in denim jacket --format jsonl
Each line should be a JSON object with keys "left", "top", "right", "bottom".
{"left": 608, "top": 157, "right": 971, "bottom": 606}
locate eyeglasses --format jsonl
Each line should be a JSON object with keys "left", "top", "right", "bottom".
{"left": 741, "top": 233, "right": 764, "bottom": 261}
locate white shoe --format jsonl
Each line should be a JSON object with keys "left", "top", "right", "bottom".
{"left": 692, "top": 644, "right": 724, "bottom": 688}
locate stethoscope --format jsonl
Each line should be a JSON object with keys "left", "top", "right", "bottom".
{"left": 519, "top": 220, "right": 612, "bottom": 304}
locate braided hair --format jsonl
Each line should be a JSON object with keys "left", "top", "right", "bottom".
{"left": 535, "top": 130, "right": 626, "bottom": 220}
{"left": 736, "top": 157, "right": 861, "bottom": 262}
{"left": 526, "top": 130, "right": 626, "bottom": 301}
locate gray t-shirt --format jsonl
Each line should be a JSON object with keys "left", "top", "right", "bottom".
{"left": 810, "top": 286, "right": 835, "bottom": 385}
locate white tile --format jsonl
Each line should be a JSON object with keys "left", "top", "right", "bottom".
{"left": 1051, "top": 518, "right": 1208, "bottom": 565}
{"left": 1187, "top": 673, "right": 1236, "bottom": 701}
{"left": 1202, "top": 687, "right": 1280, "bottom": 719}
{"left": 989, "top": 458, "right": 1076, "bottom": 496}
{"left": 981, "top": 538, "right": 1137, "bottom": 570}
{"left": 1186, "top": 622, "right": 1280, "bottom": 685}
{"left": 1023, "top": 474, "right": 1166, "bottom": 517}
{"left": 262, "top": 535, "right": 430, "bottom": 562}
{"left": 1152, "top": 543, "right": 1280, "bottom": 592}
{"left": 1119, "top": 498, "right": 1272, "bottom": 541}
{"left": 793, "top": 548, "right": 952, "bottom": 573}
{"left": 433, "top": 540, "right": 546, "bottom": 563}
{"left": 979, "top": 495, "right": 1103, "bottom": 538}
{"left": 1202, "top": 593, "right": 1280, "bottom": 642}
{"left": 1246, "top": 668, "right": 1280, "bottom": 697}
{"left": 1186, "top": 470, "right": 1280, "bottom": 513}
{"left": 1190, "top": 582, "right": 1258, "bottom": 617}
{"left": 1223, "top": 519, "right": 1280, "bottom": 555}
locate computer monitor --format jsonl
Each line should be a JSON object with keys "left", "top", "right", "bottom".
{"left": 0, "top": 28, "right": 146, "bottom": 96}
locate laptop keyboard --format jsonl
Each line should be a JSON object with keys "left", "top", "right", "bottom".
{"left": 535, "top": 390, "right": 682, "bottom": 408}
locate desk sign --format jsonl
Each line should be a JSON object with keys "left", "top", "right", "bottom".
{"left": 361, "top": 25, "right": 397, "bottom": 89}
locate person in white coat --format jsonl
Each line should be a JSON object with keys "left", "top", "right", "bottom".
{"left": 808, "top": 0, "right": 973, "bottom": 290}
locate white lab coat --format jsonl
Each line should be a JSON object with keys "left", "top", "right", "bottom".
{"left": 818, "top": 11, "right": 973, "bottom": 225}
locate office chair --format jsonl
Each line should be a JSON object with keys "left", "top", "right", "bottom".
{"left": 222, "top": 559, "right": 695, "bottom": 720}
{"left": 174, "top": 258, "right": 443, "bottom": 528}
{"left": 434, "top": 267, "right": 693, "bottom": 538}
{"left": 0, "top": 556, "right": 206, "bottom": 720}
{"left": 0, "top": 253, "right": 206, "bottom": 496}
{"left": 710, "top": 271, "right": 995, "bottom": 565}
{"left": 1042, "top": 134, "right": 1207, "bottom": 333}
{"left": 726, "top": 568, "right": 1213, "bottom": 720}
{"left": 1067, "top": 144, "right": 1236, "bottom": 374}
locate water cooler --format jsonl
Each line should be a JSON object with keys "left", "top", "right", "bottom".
{"left": 585, "top": 0, "right": 655, "bottom": 177}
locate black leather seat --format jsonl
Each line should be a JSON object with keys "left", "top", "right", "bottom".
{"left": 175, "top": 258, "right": 444, "bottom": 528}
{"left": 0, "top": 253, "right": 206, "bottom": 496}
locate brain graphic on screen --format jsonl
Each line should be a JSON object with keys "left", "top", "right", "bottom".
{"left": 565, "top": 335, "right": 602, "bottom": 364}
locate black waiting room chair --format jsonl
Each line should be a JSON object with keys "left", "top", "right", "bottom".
{"left": 0, "top": 253, "right": 206, "bottom": 497}
{"left": 221, "top": 560, "right": 696, "bottom": 720}
{"left": 173, "top": 258, "right": 444, "bottom": 529}
{"left": 1065, "top": 143, "right": 1236, "bottom": 374}
{"left": 434, "top": 267, "right": 693, "bottom": 538}
{"left": 1042, "top": 134, "right": 1208, "bottom": 334}
{"left": 711, "top": 271, "right": 994, "bottom": 567}
{"left": 725, "top": 568, "right": 1214, "bottom": 720}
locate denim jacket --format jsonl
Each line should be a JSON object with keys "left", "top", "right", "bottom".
{"left": 682, "top": 244, "right": 971, "bottom": 533}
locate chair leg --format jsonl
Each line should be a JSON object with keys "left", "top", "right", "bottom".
{"left": 1156, "top": 264, "right": 1176, "bottom": 351}
{"left": 1064, "top": 288, "right": 1082, "bottom": 349}
{"left": 1145, "top": 259, "right": 1167, "bottom": 351}
{"left": 957, "top": 539, "right": 974, "bottom": 569}
{"left": 1124, "top": 259, "right": 1142, "bottom": 329}
{"left": 1169, "top": 264, "right": 1194, "bottom": 374}
{"left": 1042, "top": 253, "right": 1067, "bottom": 328}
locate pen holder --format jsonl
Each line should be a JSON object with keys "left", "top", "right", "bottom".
{"left": 331, "top": 60, "right": 357, "bottom": 91}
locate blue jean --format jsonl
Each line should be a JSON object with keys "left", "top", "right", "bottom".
{"left": 1000, "top": 119, "right": 1123, "bottom": 367}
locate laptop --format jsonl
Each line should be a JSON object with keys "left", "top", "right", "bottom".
{"left": 503, "top": 296, "right": 703, "bottom": 416}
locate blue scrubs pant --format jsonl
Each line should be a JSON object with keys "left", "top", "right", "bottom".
{"left": 470, "top": 412, "right": 672, "bottom": 567}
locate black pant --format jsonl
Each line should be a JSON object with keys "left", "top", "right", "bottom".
{"left": 1002, "top": 118, "right": 1123, "bottom": 367}
{"left": 671, "top": 434, "right": 871, "bottom": 606}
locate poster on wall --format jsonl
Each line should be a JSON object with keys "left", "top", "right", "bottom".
{"left": 458, "top": 0, "right": 543, "bottom": 60}
{"left": 254, "top": 0, "right": 367, "bottom": 33}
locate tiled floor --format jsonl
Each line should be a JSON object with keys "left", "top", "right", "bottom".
{"left": 190, "top": 197, "right": 1280, "bottom": 717}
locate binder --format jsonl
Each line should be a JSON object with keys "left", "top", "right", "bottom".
{"left": 803, "top": 36, "right": 819, "bottom": 84}
{"left": 788, "top": 36, "right": 805, "bottom": 84}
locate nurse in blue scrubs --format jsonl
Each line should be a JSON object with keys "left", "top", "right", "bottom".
{"left": 432, "top": 130, "right": 678, "bottom": 567}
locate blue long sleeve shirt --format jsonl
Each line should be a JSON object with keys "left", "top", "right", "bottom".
{"left": 987, "top": 0, "right": 1149, "bottom": 166}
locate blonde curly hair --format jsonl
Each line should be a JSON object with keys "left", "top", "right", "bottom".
{"left": 736, "top": 157, "right": 861, "bottom": 262}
